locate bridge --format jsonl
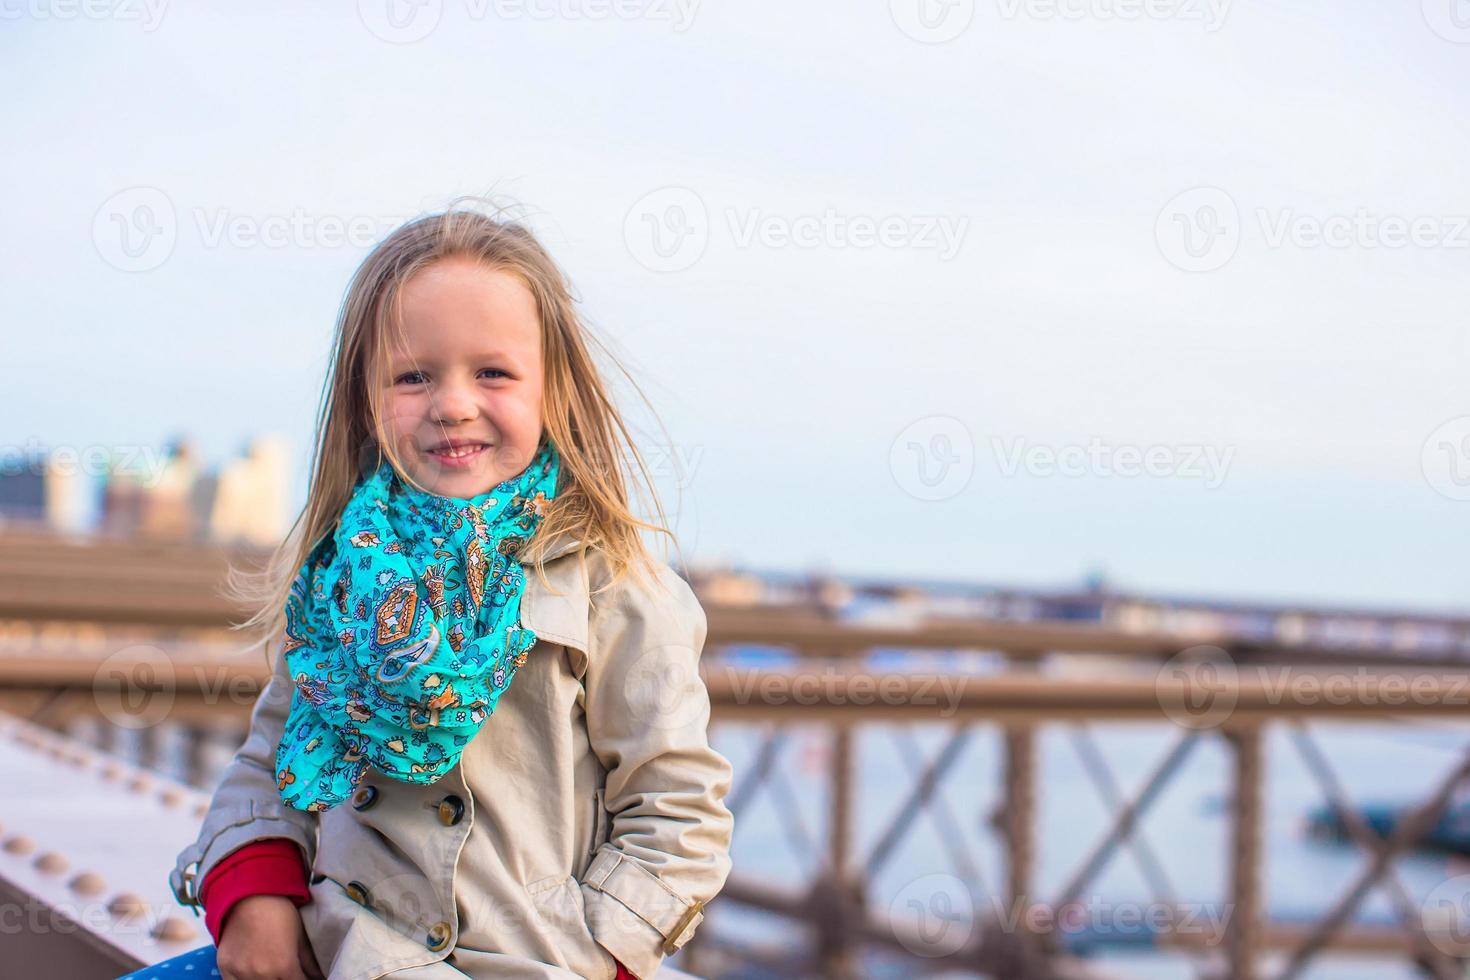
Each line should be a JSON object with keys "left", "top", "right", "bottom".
{"left": 2, "top": 531, "right": 1469, "bottom": 978}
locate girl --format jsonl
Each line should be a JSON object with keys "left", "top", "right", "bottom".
{"left": 152, "top": 203, "right": 735, "bottom": 980}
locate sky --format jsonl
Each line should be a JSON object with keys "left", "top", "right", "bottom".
{"left": 3, "top": 0, "right": 1468, "bottom": 612}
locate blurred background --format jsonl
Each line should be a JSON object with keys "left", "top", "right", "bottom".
{"left": 3, "top": 2, "right": 1470, "bottom": 978}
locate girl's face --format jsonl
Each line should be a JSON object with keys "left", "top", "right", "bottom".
{"left": 377, "top": 255, "right": 545, "bottom": 500}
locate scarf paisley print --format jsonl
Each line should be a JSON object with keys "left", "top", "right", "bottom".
{"left": 273, "top": 440, "right": 560, "bottom": 811}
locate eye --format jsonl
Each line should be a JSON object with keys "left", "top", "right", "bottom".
{"left": 479, "top": 368, "right": 509, "bottom": 380}
{"left": 395, "top": 371, "right": 426, "bottom": 386}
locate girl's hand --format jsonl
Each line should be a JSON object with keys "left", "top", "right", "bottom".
{"left": 215, "top": 894, "right": 325, "bottom": 980}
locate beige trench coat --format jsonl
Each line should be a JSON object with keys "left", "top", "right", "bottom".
{"left": 169, "top": 532, "right": 735, "bottom": 980}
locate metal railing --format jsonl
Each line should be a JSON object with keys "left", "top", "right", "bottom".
{"left": 3, "top": 532, "right": 1469, "bottom": 977}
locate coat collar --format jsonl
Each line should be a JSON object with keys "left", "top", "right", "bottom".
{"left": 528, "top": 527, "right": 584, "bottom": 564}
{"left": 517, "top": 529, "right": 590, "bottom": 665}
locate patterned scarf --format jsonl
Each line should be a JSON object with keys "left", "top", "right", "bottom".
{"left": 273, "top": 439, "right": 560, "bottom": 811}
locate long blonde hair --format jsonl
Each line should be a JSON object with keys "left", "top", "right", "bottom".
{"left": 228, "top": 199, "right": 683, "bottom": 662}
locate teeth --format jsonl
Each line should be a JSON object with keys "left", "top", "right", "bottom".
{"left": 435, "top": 445, "right": 483, "bottom": 458}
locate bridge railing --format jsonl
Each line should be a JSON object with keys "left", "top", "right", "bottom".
{"left": 3, "top": 591, "right": 1470, "bottom": 977}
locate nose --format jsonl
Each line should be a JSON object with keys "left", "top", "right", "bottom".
{"left": 428, "top": 376, "right": 478, "bottom": 425}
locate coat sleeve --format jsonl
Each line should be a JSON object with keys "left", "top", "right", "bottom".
{"left": 578, "top": 561, "right": 735, "bottom": 979}
{"left": 197, "top": 837, "right": 312, "bottom": 943}
{"left": 169, "top": 641, "right": 319, "bottom": 911}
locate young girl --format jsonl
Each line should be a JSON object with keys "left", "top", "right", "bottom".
{"left": 153, "top": 204, "right": 735, "bottom": 980}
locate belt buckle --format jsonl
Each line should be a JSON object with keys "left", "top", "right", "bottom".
{"left": 660, "top": 898, "right": 704, "bottom": 955}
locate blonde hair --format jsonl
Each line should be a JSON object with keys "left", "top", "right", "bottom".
{"left": 228, "top": 198, "right": 683, "bottom": 662}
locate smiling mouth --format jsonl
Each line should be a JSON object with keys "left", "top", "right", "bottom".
{"left": 427, "top": 443, "right": 489, "bottom": 460}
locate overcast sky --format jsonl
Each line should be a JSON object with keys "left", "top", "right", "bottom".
{"left": 4, "top": 0, "right": 1468, "bottom": 612}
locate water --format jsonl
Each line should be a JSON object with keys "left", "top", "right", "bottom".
{"left": 707, "top": 708, "right": 1470, "bottom": 979}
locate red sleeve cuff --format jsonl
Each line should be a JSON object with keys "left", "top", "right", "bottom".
{"left": 198, "top": 838, "right": 311, "bottom": 944}
{"left": 613, "top": 958, "right": 637, "bottom": 980}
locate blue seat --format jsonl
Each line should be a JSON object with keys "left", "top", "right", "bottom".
{"left": 116, "top": 944, "right": 218, "bottom": 979}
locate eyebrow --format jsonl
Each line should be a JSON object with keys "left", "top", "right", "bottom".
{"left": 388, "top": 351, "right": 519, "bottom": 368}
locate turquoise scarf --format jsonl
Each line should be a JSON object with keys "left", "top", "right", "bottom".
{"left": 273, "top": 440, "right": 560, "bottom": 811}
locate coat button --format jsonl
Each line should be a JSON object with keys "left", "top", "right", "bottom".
{"left": 351, "top": 785, "right": 379, "bottom": 811}
{"left": 426, "top": 920, "right": 453, "bottom": 952}
{"left": 436, "top": 795, "right": 465, "bottom": 826}
{"left": 345, "top": 880, "right": 371, "bottom": 906}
